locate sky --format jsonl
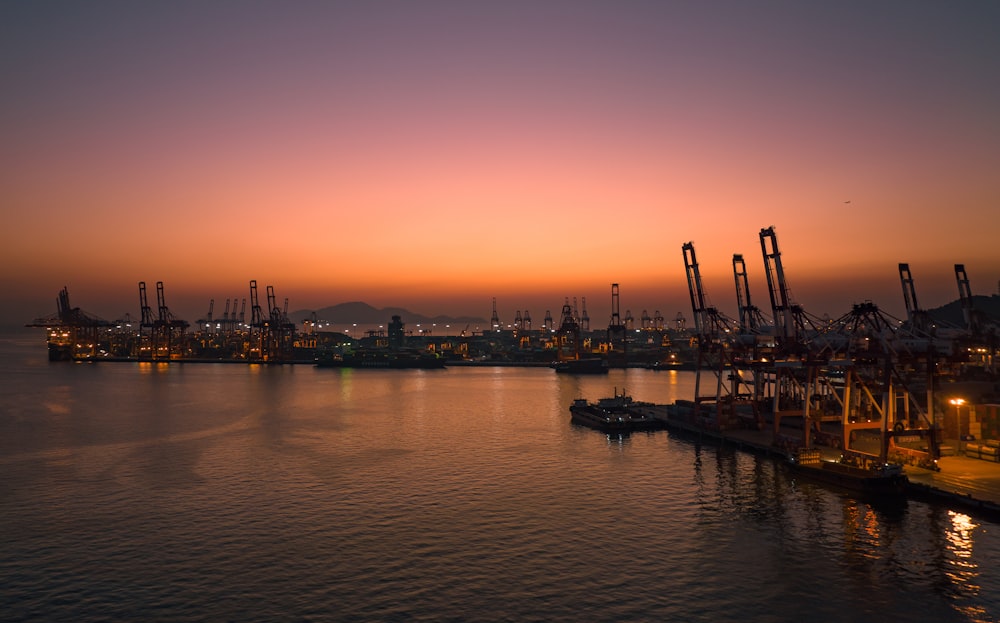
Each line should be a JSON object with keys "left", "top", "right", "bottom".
{"left": 3, "top": 0, "right": 999, "bottom": 330}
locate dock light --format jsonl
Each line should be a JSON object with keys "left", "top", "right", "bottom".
{"left": 951, "top": 398, "right": 968, "bottom": 440}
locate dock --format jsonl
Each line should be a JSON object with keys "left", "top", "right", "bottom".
{"left": 632, "top": 403, "right": 1000, "bottom": 522}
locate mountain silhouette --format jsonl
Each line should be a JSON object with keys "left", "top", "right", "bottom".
{"left": 289, "top": 302, "right": 486, "bottom": 327}
{"left": 927, "top": 294, "right": 1000, "bottom": 328}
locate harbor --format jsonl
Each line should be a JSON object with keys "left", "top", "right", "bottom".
{"left": 7, "top": 2, "right": 1000, "bottom": 619}
{"left": 24, "top": 227, "right": 1000, "bottom": 525}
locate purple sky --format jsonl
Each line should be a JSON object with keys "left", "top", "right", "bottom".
{"left": 3, "top": 1, "right": 999, "bottom": 328}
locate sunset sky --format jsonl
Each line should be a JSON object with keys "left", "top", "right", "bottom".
{"left": 3, "top": 1, "right": 998, "bottom": 330}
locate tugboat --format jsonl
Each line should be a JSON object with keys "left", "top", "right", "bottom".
{"left": 569, "top": 390, "right": 662, "bottom": 434}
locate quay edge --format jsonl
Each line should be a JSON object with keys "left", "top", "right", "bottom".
{"left": 631, "top": 402, "right": 1000, "bottom": 523}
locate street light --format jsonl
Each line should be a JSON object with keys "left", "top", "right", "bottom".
{"left": 950, "top": 398, "right": 967, "bottom": 443}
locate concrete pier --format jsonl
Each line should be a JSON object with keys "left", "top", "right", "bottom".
{"left": 633, "top": 403, "right": 1000, "bottom": 522}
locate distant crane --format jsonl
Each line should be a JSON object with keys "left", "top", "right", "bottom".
{"left": 555, "top": 302, "right": 582, "bottom": 362}
{"left": 196, "top": 299, "right": 216, "bottom": 332}
{"left": 137, "top": 281, "right": 188, "bottom": 360}
{"left": 490, "top": 298, "right": 501, "bottom": 331}
{"left": 265, "top": 285, "right": 295, "bottom": 361}
{"left": 607, "top": 283, "right": 626, "bottom": 352}
{"left": 25, "top": 286, "right": 110, "bottom": 360}
{"left": 898, "top": 263, "right": 933, "bottom": 335}
{"left": 249, "top": 280, "right": 265, "bottom": 360}
{"left": 955, "top": 264, "right": 981, "bottom": 334}
{"left": 954, "top": 264, "right": 996, "bottom": 374}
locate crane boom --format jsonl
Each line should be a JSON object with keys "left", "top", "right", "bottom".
{"left": 759, "top": 227, "right": 793, "bottom": 341}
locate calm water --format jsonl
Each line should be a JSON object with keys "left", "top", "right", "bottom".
{"left": 2, "top": 332, "right": 999, "bottom": 622}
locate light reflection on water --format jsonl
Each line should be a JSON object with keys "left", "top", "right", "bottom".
{"left": 0, "top": 334, "right": 999, "bottom": 622}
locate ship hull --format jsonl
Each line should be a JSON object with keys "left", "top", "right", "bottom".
{"left": 316, "top": 350, "right": 446, "bottom": 369}
{"left": 569, "top": 394, "right": 663, "bottom": 434}
{"left": 786, "top": 458, "right": 908, "bottom": 498}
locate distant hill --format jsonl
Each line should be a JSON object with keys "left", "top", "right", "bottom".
{"left": 289, "top": 301, "right": 486, "bottom": 327}
{"left": 927, "top": 295, "right": 1000, "bottom": 328}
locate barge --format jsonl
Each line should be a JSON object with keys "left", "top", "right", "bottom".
{"left": 786, "top": 449, "right": 909, "bottom": 498}
{"left": 569, "top": 391, "right": 662, "bottom": 434}
{"left": 552, "top": 357, "right": 609, "bottom": 374}
{"left": 316, "top": 348, "right": 446, "bottom": 369}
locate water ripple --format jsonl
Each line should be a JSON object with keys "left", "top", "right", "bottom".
{"left": 1, "top": 361, "right": 998, "bottom": 622}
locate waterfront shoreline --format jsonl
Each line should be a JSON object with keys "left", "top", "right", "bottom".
{"left": 629, "top": 402, "right": 1000, "bottom": 522}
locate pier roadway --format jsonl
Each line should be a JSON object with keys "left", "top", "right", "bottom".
{"left": 906, "top": 456, "right": 1000, "bottom": 517}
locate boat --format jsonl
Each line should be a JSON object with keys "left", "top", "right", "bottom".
{"left": 569, "top": 391, "right": 663, "bottom": 434}
{"left": 785, "top": 449, "right": 909, "bottom": 497}
{"left": 552, "top": 357, "right": 609, "bottom": 374}
{"left": 316, "top": 348, "right": 446, "bottom": 369}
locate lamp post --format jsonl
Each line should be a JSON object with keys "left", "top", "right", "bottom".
{"left": 950, "top": 398, "right": 967, "bottom": 449}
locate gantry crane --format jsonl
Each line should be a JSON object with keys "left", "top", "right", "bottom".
{"left": 732, "top": 253, "right": 768, "bottom": 334}
{"left": 137, "top": 281, "right": 189, "bottom": 360}
{"left": 748, "top": 234, "right": 938, "bottom": 468}
{"left": 818, "top": 300, "right": 940, "bottom": 468}
{"left": 599, "top": 284, "right": 628, "bottom": 368}
{"left": 681, "top": 241, "right": 754, "bottom": 428}
{"left": 759, "top": 227, "right": 821, "bottom": 351}
{"left": 754, "top": 228, "right": 832, "bottom": 452}
{"left": 265, "top": 285, "right": 295, "bottom": 361}
{"left": 248, "top": 280, "right": 265, "bottom": 360}
{"left": 899, "top": 263, "right": 932, "bottom": 335}
{"left": 954, "top": 264, "right": 997, "bottom": 374}
{"left": 244, "top": 281, "right": 296, "bottom": 362}
{"left": 555, "top": 302, "right": 582, "bottom": 362}
{"left": 490, "top": 298, "right": 501, "bottom": 332}
{"left": 26, "top": 287, "right": 111, "bottom": 360}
